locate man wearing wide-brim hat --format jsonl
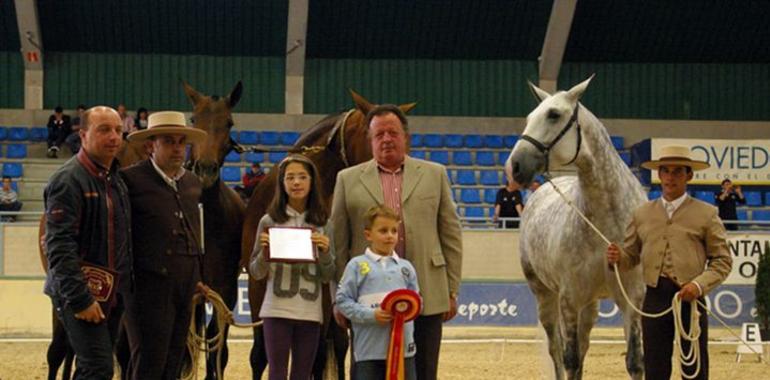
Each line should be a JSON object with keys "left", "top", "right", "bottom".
{"left": 120, "top": 111, "right": 208, "bottom": 379}
{"left": 607, "top": 145, "right": 732, "bottom": 380}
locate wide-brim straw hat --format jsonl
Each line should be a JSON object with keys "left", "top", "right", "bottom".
{"left": 127, "top": 111, "right": 207, "bottom": 145}
{"left": 641, "top": 145, "right": 710, "bottom": 171}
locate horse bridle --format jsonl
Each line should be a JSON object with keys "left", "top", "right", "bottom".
{"left": 324, "top": 108, "right": 354, "bottom": 167}
{"left": 519, "top": 103, "right": 582, "bottom": 175}
{"left": 223, "top": 108, "right": 355, "bottom": 168}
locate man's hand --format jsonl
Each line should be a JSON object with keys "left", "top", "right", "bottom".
{"left": 443, "top": 295, "right": 458, "bottom": 322}
{"left": 678, "top": 282, "right": 700, "bottom": 302}
{"left": 375, "top": 309, "right": 393, "bottom": 324}
{"left": 333, "top": 305, "right": 350, "bottom": 329}
{"left": 606, "top": 243, "right": 621, "bottom": 266}
{"left": 74, "top": 301, "right": 105, "bottom": 324}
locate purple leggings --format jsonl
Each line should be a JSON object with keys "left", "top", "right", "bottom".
{"left": 263, "top": 317, "right": 321, "bottom": 380}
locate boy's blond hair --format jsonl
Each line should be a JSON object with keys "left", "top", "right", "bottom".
{"left": 363, "top": 205, "right": 400, "bottom": 230}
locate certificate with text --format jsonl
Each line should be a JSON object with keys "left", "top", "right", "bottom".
{"left": 266, "top": 227, "right": 316, "bottom": 263}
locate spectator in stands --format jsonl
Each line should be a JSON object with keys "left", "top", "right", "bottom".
{"left": 331, "top": 104, "right": 463, "bottom": 380}
{"left": 493, "top": 179, "right": 524, "bottom": 228}
{"left": 236, "top": 162, "right": 265, "bottom": 199}
{"left": 135, "top": 107, "right": 149, "bottom": 130}
{"left": 522, "top": 176, "right": 543, "bottom": 205}
{"left": 118, "top": 104, "right": 136, "bottom": 138}
{"left": 46, "top": 106, "right": 72, "bottom": 158}
{"left": 0, "top": 176, "right": 22, "bottom": 222}
{"left": 65, "top": 104, "right": 86, "bottom": 154}
{"left": 715, "top": 179, "right": 745, "bottom": 231}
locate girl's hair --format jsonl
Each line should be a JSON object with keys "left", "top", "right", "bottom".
{"left": 267, "top": 154, "right": 328, "bottom": 226}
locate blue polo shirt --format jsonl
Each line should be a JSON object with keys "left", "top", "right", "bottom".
{"left": 336, "top": 248, "right": 421, "bottom": 362}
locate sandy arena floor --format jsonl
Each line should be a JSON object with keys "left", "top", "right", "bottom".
{"left": 0, "top": 327, "right": 766, "bottom": 379}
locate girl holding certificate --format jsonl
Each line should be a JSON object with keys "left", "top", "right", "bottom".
{"left": 249, "top": 155, "right": 335, "bottom": 380}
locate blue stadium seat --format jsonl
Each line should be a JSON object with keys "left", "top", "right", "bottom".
{"left": 753, "top": 210, "right": 770, "bottom": 221}
{"left": 464, "top": 206, "right": 485, "bottom": 218}
{"left": 648, "top": 190, "right": 661, "bottom": 200}
{"left": 453, "top": 151, "right": 473, "bottom": 166}
{"left": 619, "top": 151, "right": 632, "bottom": 166}
{"left": 268, "top": 151, "right": 288, "bottom": 163}
{"left": 6, "top": 144, "right": 27, "bottom": 159}
{"left": 0, "top": 127, "right": 7, "bottom": 140}
{"left": 423, "top": 134, "right": 443, "bottom": 148}
{"left": 244, "top": 151, "right": 262, "bottom": 163}
{"left": 229, "top": 131, "right": 239, "bottom": 142}
{"left": 8, "top": 127, "right": 29, "bottom": 141}
{"left": 2, "top": 163, "right": 23, "bottom": 178}
{"left": 484, "top": 135, "right": 504, "bottom": 148}
{"left": 456, "top": 170, "right": 476, "bottom": 185}
{"left": 745, "top": 191, "right": 762, "bottom": 206}
{"left": 428, "top": 151, "right": 449, "bottom": 165}
{"left": 484, "top": 188, "right": 497, "bottom": 203}
{"left": 765, "top": 192, "right": 770, "bottom": 207}
{"left": 460, "top": 189, "right": 481, "bottom": 204}
{"left": 737, "top": 209, "right": 748, "bottom": 221}
{"left": 695, "top": 191, "right": 714, "bottom": 205}
{"left": 476, "top": 151, "right": 496, "bottom": 166}
{"left": 464, "top": 134, "right": 483, "bottom": 148}
{"left": 30, "top": 127, "right": 48, "bottom": 141}
{"left": 280, "top": 132, "right": 300, "bottom": 146}
{"left": 410, "top": 150, "right": 426, "bottom": 160}
{"left": 445, "top": 134, "right": 463, "bottom": 148}
{"left": 498, "top": 151, "right": 510, "bottom": 165}
{"left": 260, "top": 131, "right": 280, "bottom": 146}
{"left": 480, "top": 171, "right": 500, "bottom": 186}
{"left": 0, "top": 145, "right": 3, "bottom": 157}
{"left": 610, "top": 136, "right": 624, "bottom": 150}
{"left": 410, "top": 133, "right": 423, "bottom": 147}
{"left": 239, "top": 131, "right": 259, "bottom": 145}
{"left": 221, "top": 167, "right": 241, "bottom": 182}
{"left": 224, "top": 151, "right": 241, "bottom": 163}
{"left": 11, "top": 181, "right": 18, "bottom": 192}
{"left": 503, "top": 135, "right": 519, "bottom": 148}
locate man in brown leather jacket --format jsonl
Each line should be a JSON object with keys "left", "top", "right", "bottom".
{"left": 121, "top": 111, "right": 207, "bottom": 379}
{"left": 607, "top": 145, "right": 732, "bottom": 380}
{"left": 44, "top": 106, "right": 131, "bottom": 380}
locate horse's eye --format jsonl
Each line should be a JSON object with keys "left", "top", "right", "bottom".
{"left": 190, "top": 117, "right": 196, "bottom": 124}
{"left": 547, "top": 109, "right": 560, "bottom": 121}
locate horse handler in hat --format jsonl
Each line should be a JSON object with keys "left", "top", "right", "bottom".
{"left": 120, "top": 111, "right": 208, "bottom": 379}
{"left": 607, "top": 145, "right": 732, "bottom": 380}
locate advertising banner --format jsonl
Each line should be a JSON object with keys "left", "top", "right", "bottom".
{"left": 650, "top": 138, "right": 770, "bottom": 185}
{"left": 221, "top": 277, "right": 757, "bottom": 327}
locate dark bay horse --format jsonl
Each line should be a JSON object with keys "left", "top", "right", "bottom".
{"left": 241, "top": 90, "right": 416, "bottom": 379}
{"left": 39, "top": 81, "right": 246, "bottom": 380}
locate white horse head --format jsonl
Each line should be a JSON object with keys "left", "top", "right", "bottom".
{"left": 506, "top": 75, "right": 594, "bottom": 185}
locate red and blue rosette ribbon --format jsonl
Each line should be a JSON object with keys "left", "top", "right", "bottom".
{"left": 381, "top": 289, "right": 421, "bottom": 380}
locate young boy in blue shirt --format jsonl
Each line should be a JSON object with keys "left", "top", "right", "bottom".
{"left": 336, "top": 205, "right": 421, "bottom": 380}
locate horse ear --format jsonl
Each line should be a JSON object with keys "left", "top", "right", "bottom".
{"left": 182, "top": 81, "right": 203, "bottom": 106}
{"left": 227, "top": 81, "right": 243, "bottom": 108}
{"left": 349, "top": 89, "right": 374, "bottom": 114}
{"left": 399, "top": 102, "right": 417, "bottom": 114}
{"left": 566, "top": 74, "right": 595, "bottom": 102}
{"left": 527, "top": 81, "right": 551, "bottom": 103}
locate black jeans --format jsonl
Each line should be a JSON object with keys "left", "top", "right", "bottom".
{"left": 642, "top": 277, "right": 709, "bottom": 380}
{"left": 414, "top": 314, "right": 443, "bottom": 380}
{"left": 52, "top": 295, "right": 124, "bottom": 380}
{"left": 354, "top": 357, "right": 416, "bottom": 380}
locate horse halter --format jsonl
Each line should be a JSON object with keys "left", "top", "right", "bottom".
{"left": 324, "top": 108, "right": 354, "bottom": 167}
{"left": 519, "top": 103, "right": 582, "bottom": 175}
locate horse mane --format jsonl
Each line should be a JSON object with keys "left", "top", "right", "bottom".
{"left": 293, "top": 111, "right": 346, "bottom": 148}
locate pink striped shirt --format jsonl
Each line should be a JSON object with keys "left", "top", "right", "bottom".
{"left": 378, "top": 163, "right": 406, "bottom": 258}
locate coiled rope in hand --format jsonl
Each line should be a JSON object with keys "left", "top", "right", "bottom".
{"left": 542, "top": 175, "right": 764, "bottom": 379}
{"left": 180, "top": 284, "right": 263, "bottom": 380}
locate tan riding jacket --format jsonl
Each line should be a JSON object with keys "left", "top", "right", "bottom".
{"left": 619, "top": 196, "right": 732, "bottom": 295}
